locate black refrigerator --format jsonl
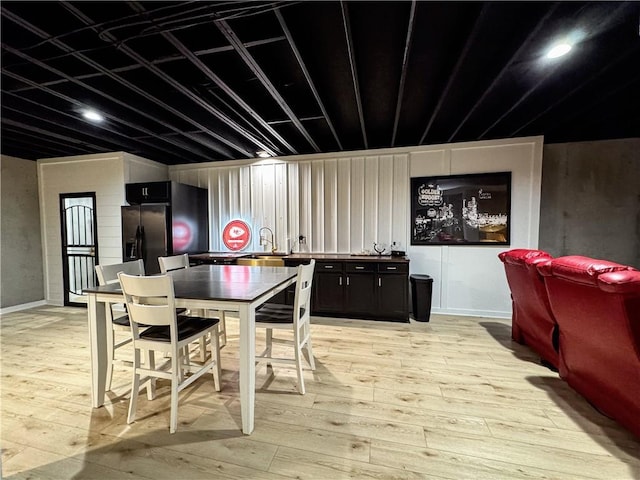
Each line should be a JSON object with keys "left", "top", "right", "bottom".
{"left": 122, "top": 181, "right": 208, "bottom": 274}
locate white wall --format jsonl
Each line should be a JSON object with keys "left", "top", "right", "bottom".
{"left": 171, "top": 136, "right": 543, "bottom": 318}
{"left": 408, "top": 138, "right": 543, "bottom": 318}
{"left": 37, "top": 152, "right": 167, "bottom": 305}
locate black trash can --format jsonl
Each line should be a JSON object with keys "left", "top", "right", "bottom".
{"left": 410, "top": 274, "right": 433, "bottom": 322}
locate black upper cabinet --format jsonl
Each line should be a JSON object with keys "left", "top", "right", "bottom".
{"left": 126, "top": 181, "right": 171, "bottom": 204}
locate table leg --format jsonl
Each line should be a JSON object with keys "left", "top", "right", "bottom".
{"left": 238, "top": 303, "right": 256, "bottom": 434}
{"left": 88, "top": 295, "right": 108, "bottom": 408}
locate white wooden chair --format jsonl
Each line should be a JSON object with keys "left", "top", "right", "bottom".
{"left": 95, "top": 260, "right": 146, "bottom": 391}
{"left": 158, "top": 253, "right": 190, "bottom": 273}
{"left": 159, "top": 254, "right": 228, "bottom": 349}
{"left": 255, "top": 260, "right": 316, "bottom": 394}
{"left": 118, "top": 272, "right": 222, "bottom": 434}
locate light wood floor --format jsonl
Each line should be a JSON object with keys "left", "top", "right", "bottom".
{"left": 1, "top": 306, "right": 639, "bottom": 479}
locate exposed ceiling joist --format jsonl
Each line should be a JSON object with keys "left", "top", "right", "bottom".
{"left": 1, "top": 1, "right": 637, "bottom": 164}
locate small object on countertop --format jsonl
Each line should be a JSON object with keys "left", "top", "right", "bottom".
{"left": 373, "top": 242, "right": 386, "bottom": 255}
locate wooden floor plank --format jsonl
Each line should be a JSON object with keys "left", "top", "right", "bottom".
{"left": 1, "top": 306, "right": 638, "bottom": 479}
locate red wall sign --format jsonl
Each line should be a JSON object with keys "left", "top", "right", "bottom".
{"left": 222, "top": 219, "right": 251, "bottom": 251}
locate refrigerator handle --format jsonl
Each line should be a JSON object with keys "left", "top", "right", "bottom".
{"left": 130, "top": 226, "right": 140, "bottom": 259}
{"left": 139, "top": 225, "right": 146, "bottom": 265}
{"left": 135, "top": 225, "right": 142, "bottom": 259}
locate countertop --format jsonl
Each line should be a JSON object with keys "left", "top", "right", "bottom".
{"left": 191, "top": 252, "right": 409, "bottom": 263}
{"left": 190, "top": 252, "right": 252, "bottom": 260}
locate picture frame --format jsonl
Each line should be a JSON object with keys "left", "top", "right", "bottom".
{"left": 410, "top": 171, "right": 511, "bottom": 245}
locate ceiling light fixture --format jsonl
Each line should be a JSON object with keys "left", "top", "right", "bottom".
{"left": 256, "top": 150, "right": 271, "bottom": 158}
{"left": 546, "top": 42, "right": 572, "bottom": 59}
{"left": 82, "top": 109, "right": 104, "bottom": 122}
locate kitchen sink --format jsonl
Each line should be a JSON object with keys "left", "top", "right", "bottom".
{"left": 235, "top": 252, "right": 288, "bottom": 266}
{"left": 237, "top": 257, "right": 285, "bottom": 267}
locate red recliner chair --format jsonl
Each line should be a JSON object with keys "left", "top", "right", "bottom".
{"left": 538, "top": 256, "right": 640, "bottom": 438}
{"left": 498, "top": 249, "right": 558, "bottom": 368}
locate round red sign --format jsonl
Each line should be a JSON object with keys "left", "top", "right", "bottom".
{"left": 222, "top": 219, "right": 251, "bottom": 251}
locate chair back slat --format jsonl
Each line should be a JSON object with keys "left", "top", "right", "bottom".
{"left": 158, "top": 254, "right": 190, "bottom": 273}
{"left": 118, "top": 273, "right": 177, "bottom": 328}
{"left": 95, "top": 259, "right": 144, "bottom": 285}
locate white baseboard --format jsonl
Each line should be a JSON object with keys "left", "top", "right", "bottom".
{"left": 431, "top": 307, "right": 511, "bottom": 319}
{"left": 0, "top": 300, "right": 47, "bottom": 315}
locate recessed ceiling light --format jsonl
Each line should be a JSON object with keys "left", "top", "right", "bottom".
{"left": 546, "top": 43, "right": 572, "bottom": 59}
{"left": 82, "top": 109, "right": 104, "bottom": 122}
{"left": 256, "top": 150, "right": 271, "bottom": 158}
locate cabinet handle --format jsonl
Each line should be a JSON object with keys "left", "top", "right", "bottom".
{"left": 142, "top": 187, "right": 148, "bottom": 197}
{"left": 386, "top": 266, "right": 397, "bottom": 270}
{"left": 355, "top": 266, "right": 364, "bottom": 270}
{"left": 347, "top": 276, "right": 350, "bottom": 286}
{"left": 324, "top": 265, "right": 334, "bottom": 269}
{"left": 378, "top": 278, "right": 382, "bottom": 287}
{"left": 339, "top": 277, "right": 342, "bottom": 286}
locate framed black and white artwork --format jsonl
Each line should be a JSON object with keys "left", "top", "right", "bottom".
{"left": 410, "top": 171, "right": 511, "bottom": 245}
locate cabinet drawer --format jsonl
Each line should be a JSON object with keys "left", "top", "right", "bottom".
{"left": 378, "top": 263, "right": 408, "bottom": 273}
{"left": 316, "top": 262, "right": 343, "bottom": 271}
{"left": 346, "top": 263, "right": 375, "bottom": 273}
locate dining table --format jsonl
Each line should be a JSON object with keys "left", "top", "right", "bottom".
{"left": 84, "top": 263, "right": 298, "bottom": 434}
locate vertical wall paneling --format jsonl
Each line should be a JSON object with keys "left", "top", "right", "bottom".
{"left": 311, "top": 160, "right": 325, "bottom": 252}
{"left": 337, "top": 158, "right": 352, "bottom": 252}
{"left": 363, "top": 156, "right": 379, "bottom": 251}
{"left": 298, "top": 162, "right": 313, "bottom": 251}
{"left": 250, "top": 164, "right": 265, "bottom": 251}
{"left": 239, "top": 165, "right": 252, "bottom": 226}
{"left": 392, "top": 154, "right": 409, "bottom": 249}
{"left": 350, "top": 157, "right": 365, "bottom": 253}
{"left": 218, "top": 169, "right": 231, "bottom": 251}
{"left": 207, "top": 169, "right": 219, "bottom": 251}
{"left": 286, "top": 162, "right": 300, "bottom": 253}
{"left": 323, "top": 159, "right": 338, "bottom": 253}
{"left": 197, "top": 169, "right": 208, "bottom": 189}
{"left": 274, "top": 163, "right": 288, "bottom": 253}
{"left": 377, "top": 155, "right": 394, "bottom": 249}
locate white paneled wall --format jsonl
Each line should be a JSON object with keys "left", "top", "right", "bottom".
{"left": 38, "top": 152, "right": 167, "bottom": 305}
{"left": 173, "top": 154, "right": 411, "bottom": 255}
{"left": 172, "top": 137, "right": 543, "bottom": 318}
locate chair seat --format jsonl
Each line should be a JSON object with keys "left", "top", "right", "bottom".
{"left": 113, "top": 315, "right": 132, "bottom": 327}
{"left": 256, "top": 303, "right": 306, "bottom": 324}
{"left": 140, "top": 316, "right": 219, "bottom": 342}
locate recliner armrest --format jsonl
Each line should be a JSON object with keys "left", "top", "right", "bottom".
{"left": 598, "top": 270, "right": 640, "bottom": 294}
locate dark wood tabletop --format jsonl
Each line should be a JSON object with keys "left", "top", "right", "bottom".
{"left": 84, "top": 264, "right": 298, "bottom": 303}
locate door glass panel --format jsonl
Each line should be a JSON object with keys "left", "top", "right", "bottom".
{"left": 61, "top": 194, "right": 98, "bottom": 306}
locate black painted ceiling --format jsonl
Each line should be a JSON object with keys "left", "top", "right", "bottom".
{"left": 1, "top": 1, "right": 639, "bottom": 165}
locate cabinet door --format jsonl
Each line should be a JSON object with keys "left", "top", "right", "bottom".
{"left": 345, "top": 273, "right": 375, "bottom": 315}
{"left": 376, "top": 274, "right": 409, "bottom": 320}
{"left": 313, "top": 272, "right": 344, "bottom": 313}
{"left": 126, "top": 182, "right": 170, "bottom": 204}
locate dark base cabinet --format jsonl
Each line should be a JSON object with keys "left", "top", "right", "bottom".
{"left": 190, "top": 254, "right": 410, "bottom": 322}
{"left": 310, "top": 260, "right": 409, "bottom": 322}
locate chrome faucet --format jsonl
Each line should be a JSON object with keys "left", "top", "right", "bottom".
{"left": 259, "top": 227, "right": 277, "bottom": 253}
